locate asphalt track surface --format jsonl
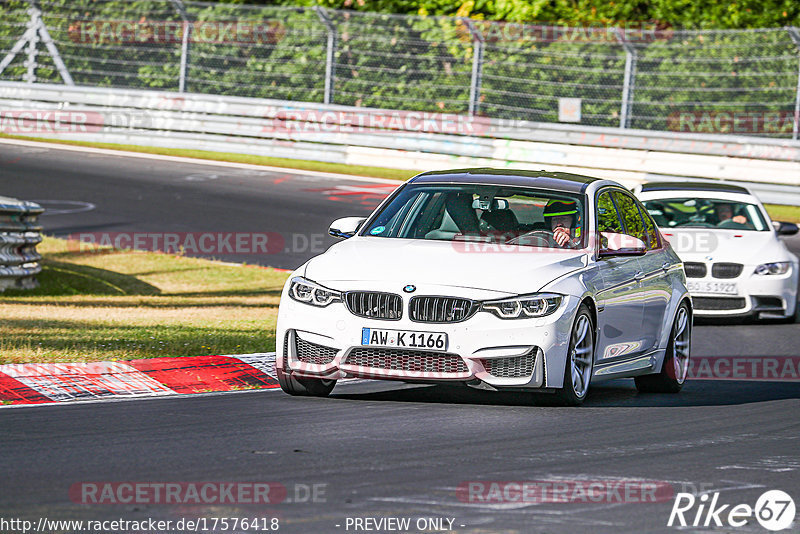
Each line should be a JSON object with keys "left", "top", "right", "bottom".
{"left": 1, "top": 141, "right": 799, "bottom": 533}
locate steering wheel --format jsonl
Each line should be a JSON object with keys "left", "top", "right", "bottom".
{"left": 506, "top": 230, "right": 553, "bottom": 247}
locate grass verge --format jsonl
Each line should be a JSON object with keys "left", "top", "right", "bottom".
{"left": 764, "top": 204, "right": 800, "bottom": 224}
{"left": 0, "top": 237, "right": 291, "bottom": 365}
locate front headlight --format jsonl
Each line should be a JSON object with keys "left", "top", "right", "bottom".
{"left": 289, "top": 277, "right": 342, "bottom": 307}
{"left": 481, "top": 293, "right": 563, "bottom": 319}
{"left": 754, "top": 262, "right": 791, "bottom": 276}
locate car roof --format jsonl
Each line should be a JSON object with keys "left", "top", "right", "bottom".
{"left": 638, "top": 181, "right": 751, "bottom": 194}
{"left": 408, "top": 168, "right": 606, "bottom": 194}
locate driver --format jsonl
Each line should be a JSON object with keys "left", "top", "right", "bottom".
{"left": 714, "top": 202, "right": 747, "bottom": 225}
{"left": 543, "top": 199, "right": 581, "bottom": 248}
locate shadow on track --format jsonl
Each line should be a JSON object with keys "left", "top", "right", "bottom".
{"left": 329, "top": 378, "right": 800, "bottom": 408}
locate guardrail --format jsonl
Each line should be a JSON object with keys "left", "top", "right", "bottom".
{"left": 0, "top": 196, "right": 43, "bottom": 292}
{"left": 1, "top": 81, "right": 800, "bottom": 202}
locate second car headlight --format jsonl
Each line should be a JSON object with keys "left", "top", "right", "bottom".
{"left": 481, "top": 293, "right": 563, "bottom": 319}
{"left": 754, "top": 262, "right": 791, "bottom": 276}
{"left": 289, "top": 277, "right": 342, "bottom": 307}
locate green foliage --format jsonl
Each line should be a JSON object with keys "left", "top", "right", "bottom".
{"left": 0, "top": 0, "right": 798, "bottom": 135}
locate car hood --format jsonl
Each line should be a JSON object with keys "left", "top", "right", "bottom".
{"left": 660, "top": 228, "right": 793, "bottom": 264}
{"left": 304, "top": 237, "right": 588, "bottom": 295}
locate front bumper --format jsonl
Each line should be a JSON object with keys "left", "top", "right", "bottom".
{"left": 276, "top": 286, "right": 580, "bottom": 390}
{"left": 688, "top": 266, "right": 797, "bottom": 318}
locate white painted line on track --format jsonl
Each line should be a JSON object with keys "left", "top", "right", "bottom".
{"left": 0, "top": 137, "right": 404, "bottom": 184}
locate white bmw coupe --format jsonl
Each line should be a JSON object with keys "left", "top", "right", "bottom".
{"left": 635, "top": 181, "right": 799, "bottom": 321}
{"left": 276, "top": 169, "right": 692, "bottom": 405}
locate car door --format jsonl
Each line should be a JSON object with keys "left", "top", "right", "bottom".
{"left": 612, "top": 191, "right": 671, "bottom": 353}
{"left": 594, "top": 189, "right": 647, "bottom": 363}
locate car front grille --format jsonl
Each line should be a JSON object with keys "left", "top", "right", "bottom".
{"left": 712, "top": 262, "right": 743, "bottom": 279}
{"left": 693, "top": 297, "right": 747, "bottom": 311}
{"left": 343, "top": 348, "right": 468, "bottom": 374}
{"left": 294, "top": 335, "right": 338, "bottom": 365}
{"left": 481, "top": 351, "right": 537, "bottom": 378}
{"left": 409, "top": 296, "right": 478, "bottom": 323}
{"left": 345, "top": 291, "right": 402, "bottom": 320}
{"left": 683, "top": 262, "right": 707, "bottom": 278}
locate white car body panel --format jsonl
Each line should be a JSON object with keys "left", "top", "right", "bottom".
{"left": 276, "top": 170, "right": 691, "bottom": 396}
{"left": 636, "top": 186, "right": 798, "bottom": 319}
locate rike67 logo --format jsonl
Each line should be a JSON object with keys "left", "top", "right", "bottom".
{"left": 668, "top": 490, "right": 795, "bottom": 531}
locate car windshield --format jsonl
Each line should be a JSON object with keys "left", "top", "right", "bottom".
{"left": 361, "top": 183, "right": 586, "bottom": 249}
{"left": 642, "top": 197, "right": 769, "bottom": 231}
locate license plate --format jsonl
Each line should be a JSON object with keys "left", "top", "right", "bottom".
{"left": 361, "top": 328, "right": 448, "bottom": 351}
{"left": 687, "top": 281, "right": 738, "bottom": 295}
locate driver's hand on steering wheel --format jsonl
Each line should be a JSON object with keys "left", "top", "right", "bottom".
{"left": 553, "top": 226, "right": 571, "bottom": 247}
{"left": 732, "top": 215, "right": 747, "bottom": 224}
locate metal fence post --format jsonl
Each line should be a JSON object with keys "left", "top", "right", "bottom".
{"left": 171, "top": 0, "right": 190, "bottom": 93}
{"left": 24, "top": 8, "right": 40, "bottom": 83}
{"left": 463, "top": 19, "right": 485, "bottom": 116}
{"left": 615, "top": 28, "right": 637, "bottom": 129}
{"left": 787, "top": 27, "right": 800, "bottom": 140}
{"left": 315, "top": 7, "right": 337, "bottom": 105}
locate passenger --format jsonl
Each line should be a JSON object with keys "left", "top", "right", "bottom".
{"left": 714, "top": 202, "right": 748, "bottom": 225}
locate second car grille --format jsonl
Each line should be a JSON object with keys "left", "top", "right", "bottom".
{"left": 344, "top": 348, "right": 468, "bottom": 374}
{"left": 409, "top": 296, "right": 478, "bottom": 323}
{"left": 683, "top": 262, "right": 707, "bottom": 278}
{"left": 294, "top": 335, "right": 338, "bottom": 365}
{"left": 345, "top": 291, "right": 402, "bottom": 320}
{"left": 481, "top": 351, "right": 537, "bottom": 378}
{"left": 712, "top": 262, "right": 743, "bottom": 279}
{"left": 693, "top": 297, "right": 747, "bottom": 311}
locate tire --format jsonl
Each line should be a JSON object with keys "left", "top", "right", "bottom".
{"left": 635, "top": 302, "right": 691, "bottom": 393}
{"left": 554, "top": 304, "right": 595, "bottom": 406}
{"left": 276, "top": 367, "right": 336, "bottom": 397}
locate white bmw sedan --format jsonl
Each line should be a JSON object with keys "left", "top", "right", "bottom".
{"left": 276, "top": 169, "right": 692, "bottom": 405}
{"left": 634, "top": 182, "right": 799, "bottom": 321}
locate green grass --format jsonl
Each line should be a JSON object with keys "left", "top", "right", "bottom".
{"left": 0, "top": 132, "right": 417, "bottom": 181}
{"left": 764, "top": 204, "right": 800, "bottom": 224}
{"left": 0, "top": 237, "right": 291, "bottom": 365}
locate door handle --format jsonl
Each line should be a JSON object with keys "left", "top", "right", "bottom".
{"left": 634, "top": 271, "right": 645, "bottom": 281}
{"left": 662, "top": 262, "right": 670, "bottom": 271}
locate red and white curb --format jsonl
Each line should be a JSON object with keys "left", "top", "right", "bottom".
{"left": 0, "top": 353, "right": 280, "bottom": 405}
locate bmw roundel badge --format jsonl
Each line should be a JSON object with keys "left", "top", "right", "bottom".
{"left": 403, "top": 285, "right": 416, "bottom": 293}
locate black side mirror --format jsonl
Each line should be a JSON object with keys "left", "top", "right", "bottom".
{"left": 773, "top": 221, "right": 799, "bottom": 236}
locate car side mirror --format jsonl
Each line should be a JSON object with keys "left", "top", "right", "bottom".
{"left": 773, "top": 221, "right": 799, "bottom": 236}
{"left": 598, "top": 232, "right": 647, "bottom": 257}
{"left": 329, "top": 217, "right": 367, "bottom": 239}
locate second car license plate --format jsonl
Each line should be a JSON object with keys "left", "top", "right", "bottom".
{"left": 361, "top": 328, "right": 448, "bottom": 351}
{"left": 687, "top": 281, "right": 738, "bottom": 295}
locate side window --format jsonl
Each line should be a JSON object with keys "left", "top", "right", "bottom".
{"left": 636, "top": 203, "right": 660, "bottom": 250}
{"left": 612, "top": 191, "right": 648, "bottom": 244}
{"left": 596, "top": 190, "right": 623, "bottom": 233}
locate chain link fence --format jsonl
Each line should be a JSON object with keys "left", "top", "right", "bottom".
{"left": 1, "top": 0, "right": 799, "bottom": 139}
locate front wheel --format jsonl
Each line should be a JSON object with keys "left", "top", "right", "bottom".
{"left": 277, "top": 368, "right": 336, "bottom": 397}
{"left": 554, "top": 305, "right": 594, "bottom": 406}
{"left": 635, "top": 302, "right": 691, "bottom": 393}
